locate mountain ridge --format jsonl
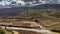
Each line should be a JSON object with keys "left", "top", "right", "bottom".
{"left": 0, "top": 4, "right": 60, "bottom": 17}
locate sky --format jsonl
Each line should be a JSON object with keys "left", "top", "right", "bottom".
{"left": 0, "top": 0, "right": 60, "bottom": 6}
{"left": 0, "top": 0, "right": 60, "bottom": 9}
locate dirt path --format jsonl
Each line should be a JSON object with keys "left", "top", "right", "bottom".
{"left": 52, "top": 32, "right": 60, "bottom": 34}
{"left": 13, "top": 31, "right": 19, "bottom": 34}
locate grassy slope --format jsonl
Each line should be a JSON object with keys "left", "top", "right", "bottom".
{"left": 17, "top": 9, "right": 60, "bottom": 30}
{"left": 0, "top": 9, "right": 60, "bottom": 32}
{"left": 0, "top": 28, "right": 14, "bottom": 34}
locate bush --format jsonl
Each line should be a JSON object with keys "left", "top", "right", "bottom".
{"left": 6, "top": 29, "right": 12, "bottom": 32}
{"left": 0, "top": 29, "right": 5, "bottom": 34}
{"left": 6, "top": 29, "right": 14, "bottom": 34}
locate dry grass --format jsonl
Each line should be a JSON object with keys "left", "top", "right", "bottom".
{"left": 16, "top": 30, "right": 41, "bottom": 34}
{"left": 38, "top": 17, "right": 60, "bottom": 30}
{"left": 52, "top": 32, "right": 60, "bottom": 34}
{"left": 13, "top": 31, "right": 19, "bottom": 34}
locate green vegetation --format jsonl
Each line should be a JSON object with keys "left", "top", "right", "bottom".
{"left": 6, "top": 29, "right": 14, "bottom": 34}
{"left": 0, "top": 28, "right": 14, "bottom": 34}
{"left": 0, "top": 28, "right": 5, "bottom": 34}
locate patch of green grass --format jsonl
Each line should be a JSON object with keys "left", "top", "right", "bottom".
{"left": 0, "top": 28, "right": 5, "bottom": 34}
{"left": 6, "top": 29, "right": 14, "bottom": 34}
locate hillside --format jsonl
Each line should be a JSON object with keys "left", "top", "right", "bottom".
{"left": 19, "top": 9, "right": 60, "bottom": 30}
{"left": 0, "top": 8, "right": 60, "bottom": 30}
{"left": 0, "top": 4, "right": 60, "bottom": 17}
{"left": 0, "top": 28, "right": 13, "bottom": 34}
{"left": 0, "top": 28, "right": 19, "bottom": 34}
{"left": 0, "top": 4, "right": 60, "bottom": 33}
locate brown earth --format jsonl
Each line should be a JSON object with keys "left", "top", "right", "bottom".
{"left": 16, "top": 30, "right": 41, "bottom": 34}
{"left": 13, "top": 31, "right": 19, "bottom": 34}
{"left": 14, "top": 30, "right": 60, "bottom": 34}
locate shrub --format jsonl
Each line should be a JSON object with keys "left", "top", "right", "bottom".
{"left": 0, "top": 29, "right": 5, "bottom": 34}
{"left": 6, "top": 29, "right": 14, "bottom": 34}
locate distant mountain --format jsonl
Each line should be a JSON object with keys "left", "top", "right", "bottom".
{"left": 0, "top": 4, "right": 60, "bottom": 17}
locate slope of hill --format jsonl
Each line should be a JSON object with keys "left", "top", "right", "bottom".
{"left": 0, "top": 4, "right": 60, "bottom": 32}
{"left": 0, "top": 4, "right": 60, "bottom": 17}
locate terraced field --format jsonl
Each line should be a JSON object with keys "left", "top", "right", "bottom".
{"left": 38, "top": 18, "right": 60, "bottom": 30}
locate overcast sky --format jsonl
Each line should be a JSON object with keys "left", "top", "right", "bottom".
{"left": 0, "top": 0, "right": 60, "bottom": 5}
{"left": 0, "top": 0, "right": 60, "bottom": 9}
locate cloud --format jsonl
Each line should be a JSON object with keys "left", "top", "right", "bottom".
{"left": 0, "top": 0, "right": 60, "bottom": 9}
